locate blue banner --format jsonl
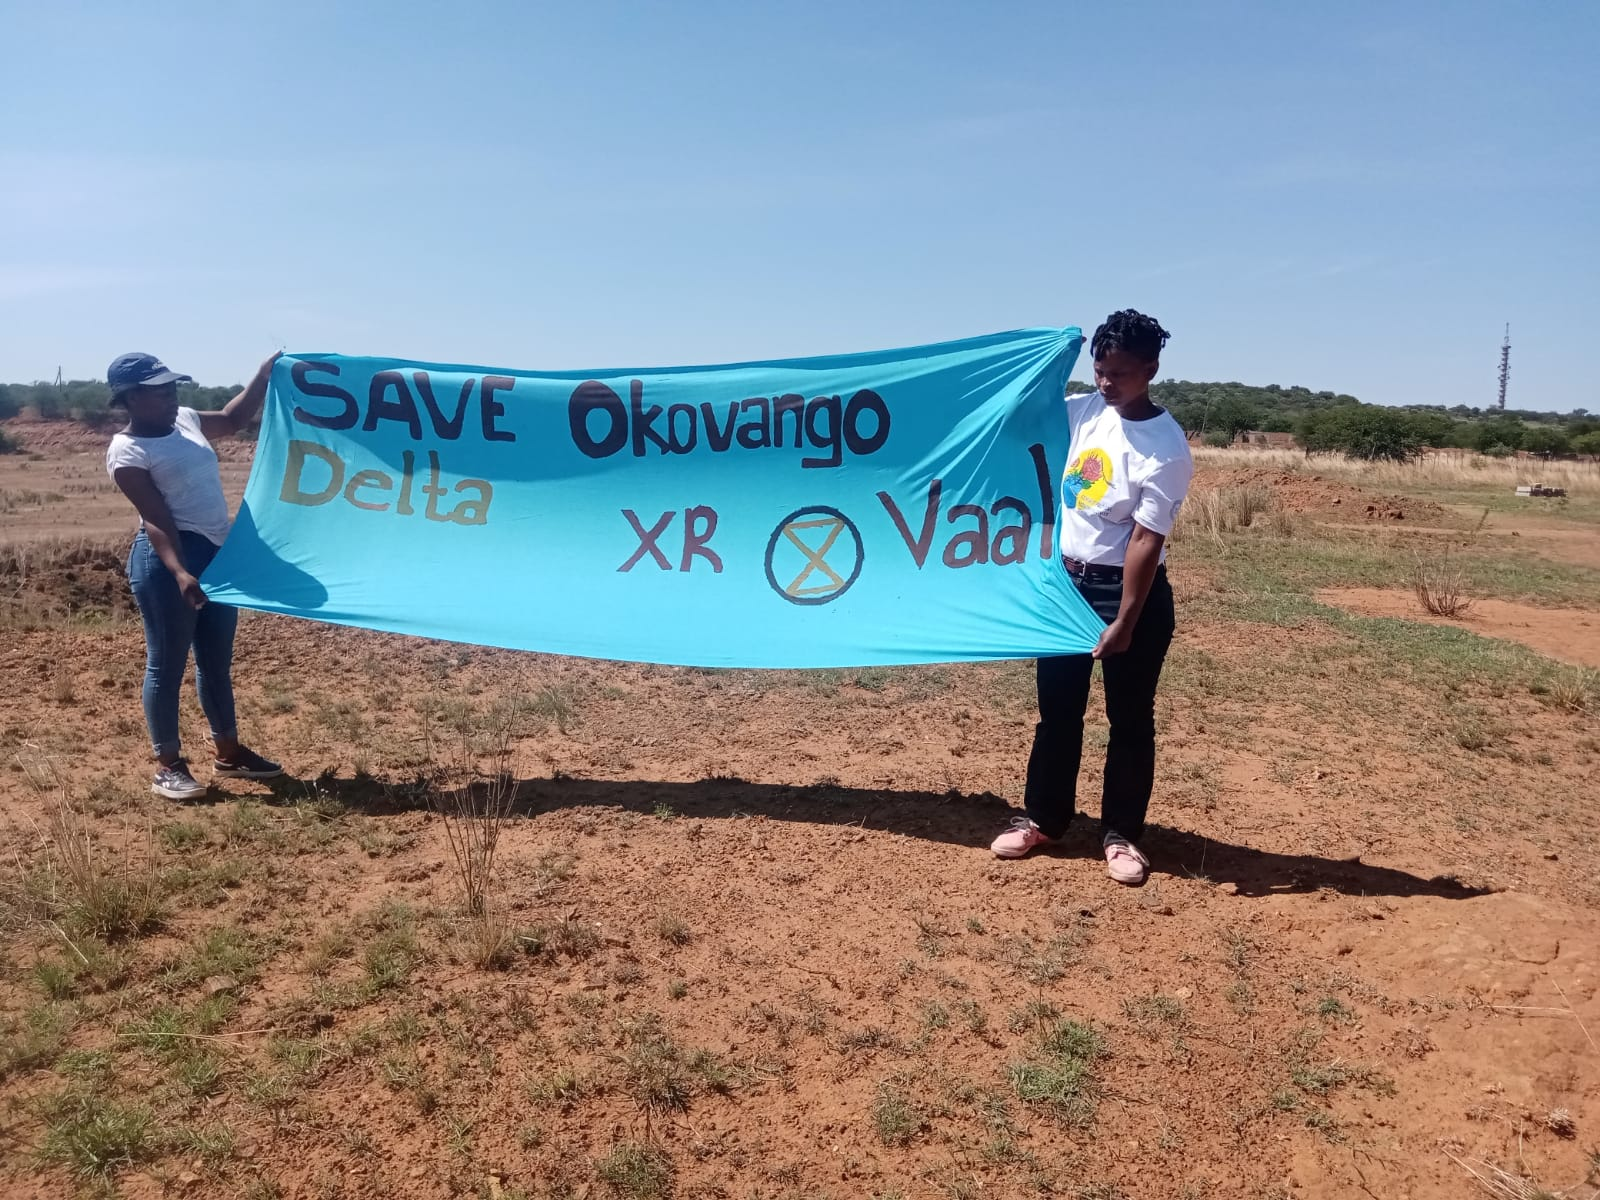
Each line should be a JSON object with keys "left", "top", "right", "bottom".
{"left": 200, "top": 328, "right": 1106, "bottom": 666}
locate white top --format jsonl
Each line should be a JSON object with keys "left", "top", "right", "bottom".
{"left": 105, "top": 407, "right": 232, "bottom": 546}
{"left": 1058, "top": 390, "right": 1194, "bottom": 566}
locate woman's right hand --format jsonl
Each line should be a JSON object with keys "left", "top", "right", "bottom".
{"left": 177, "top": 571, "right": 208, "bottom": 609}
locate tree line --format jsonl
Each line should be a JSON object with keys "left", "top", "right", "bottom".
{"left": 1070, "top": 379, "right": 1599, "bottom": 461}
{"left": 1, "top": 378, "right": 236, "bottom": 421}
{"left": 4, "top": 375, "right": 1597, "bottom": 463}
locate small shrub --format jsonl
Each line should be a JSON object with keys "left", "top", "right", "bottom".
{"left": 1121, "top": 993, "right": 1185, "bottom": 1034}
{"left": 1010, "top": 1019, "right": 1104, "bottom": 1126}
{"left": 261, "top": 684, "right": 298, "bottom": 714}
{"left": 595, "top": 1142, "right": 672, "bottom": 1198}
{"left": 1315, "top": 996, "right": 1354, "bottom": 1024}
{"left": 548, "top": 917, "right": 600, "bottom": 958}
{"left": 33, "top": 958, "right": 75, "bottom": 1000}
{"left": 655, "top": 914, "right": 691, "bottom": 946}
{"left": 1546, "top": 668, "right": 1596, "bottom": 714}
{"left": 871, "top": 1084, "right": 923, "bottom": 1146}
{"left": 174, "top": 1051, "right": 225, "bottom": 1098}
{"left": 51, "top": 667, "right": 76, "bottom": 704}
{"left": 363, "top": 914, "right": 422, "bottom": 991}
{"left": 170, "top": 1122, "right": 235, "bottom": 1166}
{"left": 462, "top": 907, "right": 517, "bottom": 971}
{"left": 160, "top": 926, "right": 265, "bottom": 991}
{"left": 0, "top": 1004, "right": 72, "bottom": 1078}
{"left": 1413, "top": 551, "right": 1473, "bottom": 617}
{"left": 617, "top": 1017, "right": 692, "bottom": 1117}
{"left": 39, "top": 1093, "right": 156, "bottom": 1178}
{"left": 529, "top": 686, "right": 579, "bottom": 732}
{"left": 524, "top": 1068, "right": 583, "bottom": 1107}
{"left": 158, "top": 821, "right": 207, "bottom": 852}
{"left": 304, "top": 925, "right": 353, "bottom": 976}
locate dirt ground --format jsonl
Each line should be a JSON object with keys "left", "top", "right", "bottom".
{"left": 1192, "top": 464, "right": 1451, "bottom": 525}
{"left": 2, "top": 430, "right": 1597, "bottom": 1200}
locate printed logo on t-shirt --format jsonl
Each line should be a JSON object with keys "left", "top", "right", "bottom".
{"left": 1062, "top": 447, "right": 1115, "bottom": 513}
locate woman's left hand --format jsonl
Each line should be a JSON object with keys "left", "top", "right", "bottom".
{"left": 256, "top": 351, "right": 283, "bottom": 380}
{"left": 1092, "top": 618, "right": 1133, "bottom": 660}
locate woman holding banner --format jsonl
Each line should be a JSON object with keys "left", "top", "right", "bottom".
{"left": 991, "top": 311, "right": 1193, "bottom": 885}
{"left": 105, "top": 351, "right": 285, "bottom": 800}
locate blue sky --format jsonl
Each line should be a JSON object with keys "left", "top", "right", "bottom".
{"left": 2, "top": 1, "right": 1595, "bottom": 411}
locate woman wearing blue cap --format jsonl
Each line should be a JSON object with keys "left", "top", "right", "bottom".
{"left": 105, "top": 351, "right": 285, "bottom": 800}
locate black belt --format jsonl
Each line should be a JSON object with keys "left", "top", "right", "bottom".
{"left": 1062, "top": 556, "right": 1124, "bottom": 583}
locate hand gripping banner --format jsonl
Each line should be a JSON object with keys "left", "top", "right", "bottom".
{"left": 200, "top": 327, "right": 1107, "bottom": 666}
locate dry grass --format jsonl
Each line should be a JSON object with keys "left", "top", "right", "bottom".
{"left": 1193, "top": 445, "right": 1600, "bottom": 490}
{"left": 32, "top": 789, "right": 164, "bottom": 943}
{"left": 1444, "top": 1152, "right": 1583, "bottom": 1200}
{"left": 1, "top": 537, "right": 125, "bottom": 588}
{"left": 459, "top": 905, "right": 517, "bottom": 971}
{"left": 1174, "top": 486, "right": 1278, "bottom": 546}
{"left": 1546, "top": 669, "right": 1596, "bottom": 714}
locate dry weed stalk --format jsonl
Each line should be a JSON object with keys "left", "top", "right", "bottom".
{"left": 1413, "top": 548, "right": 1473, "bottom": 617}
{"left": 1446, "top": 1151, "right": 1597, "bottom": 1200}
{"left": 426, "top": 702, "right": 522, "bottom": 918}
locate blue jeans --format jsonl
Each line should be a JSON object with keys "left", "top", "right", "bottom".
{"left": 127, "top": 530, "right": 238, "bottom": 760}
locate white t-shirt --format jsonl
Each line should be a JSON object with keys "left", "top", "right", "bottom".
{"left": 105, "top": 407, "right": 233, "bottom": 546}
{"left": 1058, "top": 391, "right": 1194, "bottom": 566}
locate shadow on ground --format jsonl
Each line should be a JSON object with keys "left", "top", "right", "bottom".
{"left": 224, "top": 769, "right": 1496, "bottom": 903}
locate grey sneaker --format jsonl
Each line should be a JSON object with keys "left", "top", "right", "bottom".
{"left": 153, "top": 759, "right": 206, "bottom": 801}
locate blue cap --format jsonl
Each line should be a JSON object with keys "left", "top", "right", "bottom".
{"left": 107, "top": 352, "right": 193, "bottom": 396}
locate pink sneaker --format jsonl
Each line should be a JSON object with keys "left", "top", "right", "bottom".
{"left": 1103, "top": 834, "right": 1149, "bottom": 885}
{"left": 990, "top": 817, "right": 1058, "bottom": 859}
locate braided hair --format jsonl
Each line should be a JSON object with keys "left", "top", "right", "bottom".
{"left": 1090, "top": 310, "right": 1171, "bottom": 364}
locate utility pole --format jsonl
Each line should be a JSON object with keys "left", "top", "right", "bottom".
{"left": 1496, "top": 325, "right": 1510, "bottom": 411}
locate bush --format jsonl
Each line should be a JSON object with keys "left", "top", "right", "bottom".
{"left": 1472, "top": 415, "right": 1526, "bottom": 453}
{"left": 1297, "top": 407, "right": 1421, "bottom": 462}
{"left": 1413, "top": 551, "right": 1472, "bottom": 617}
{"left": 1522, "top": 427, "right": 1572, "bottom": 457}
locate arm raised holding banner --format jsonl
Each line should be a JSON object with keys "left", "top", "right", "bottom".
{"left": 197, "top": 351, "right": 282, "bottom": 440}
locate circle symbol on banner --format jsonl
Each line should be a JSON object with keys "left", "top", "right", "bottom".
{"left": 764, "top": 506, "right": 864, "bottom": 605}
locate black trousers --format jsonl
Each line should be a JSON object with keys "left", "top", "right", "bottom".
{"left": 1023, "top": 567, "right": 1175, "bottom": 842}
